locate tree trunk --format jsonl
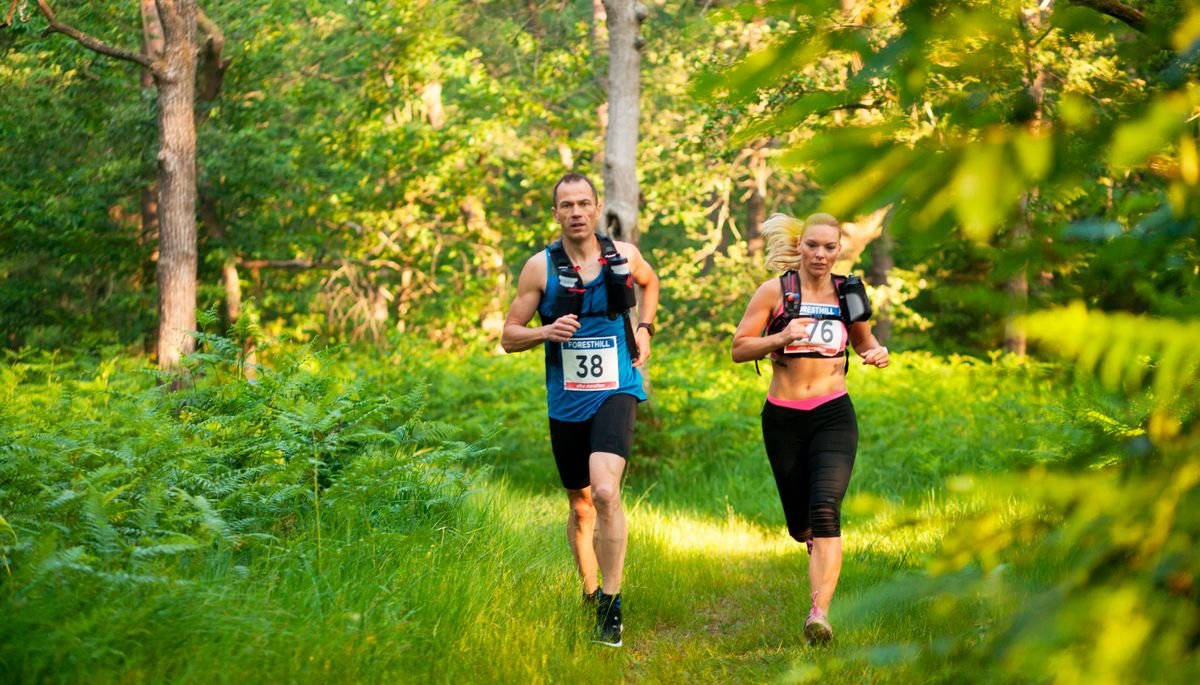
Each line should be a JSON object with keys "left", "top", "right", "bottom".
{"left": 140, "top": 1, "right": 163, "bottom": 88}
{"left": 422, "top": 81, "right": 445, "bottom": 129}
{"left": 866, "top": 228, "right": 894, "bottom": 344}
{"left": 461, "top": 195, "right": 508, "bottom": 338}
{"left": 1006, "top": 1, "right": 1051, "bottom": 356}
{"left": 153, "top": 0, "right": 199, "bottom": 371}
{"left": 745, "top": 140, "right": 769, "bottom": 255}
{"left": 592, "top": 1, "right": 609, "bottom": 172}
{"left": 601, "top": 0, "right": 645, "bottom": 243}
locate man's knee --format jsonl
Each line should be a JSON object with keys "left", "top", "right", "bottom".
{"left": 570, "top": 496, "right": 597, "bottom": 523}
{"left": 590, "top": 482, "right": 621, "bottom": 513}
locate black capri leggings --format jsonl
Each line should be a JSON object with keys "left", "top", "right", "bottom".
{"left": 761, "top": 394, "right": 858, "bottom": 541}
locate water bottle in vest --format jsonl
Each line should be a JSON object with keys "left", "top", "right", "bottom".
{"left": 552, "top": 266, "right": 585, "bottom": 320}
{"left": 841, "top": 275, "right": 872, "bottom": 323}
{"left": 604, "top": 252, "right": 637, "bottom": 317}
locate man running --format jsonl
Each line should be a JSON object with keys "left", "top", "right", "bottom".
{"left": 501, "top": 172, "right": 659, "bottom": 648}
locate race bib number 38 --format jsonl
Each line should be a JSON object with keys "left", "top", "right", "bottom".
{"left": 562, "top": 336, "right": 620, "bottom": 391}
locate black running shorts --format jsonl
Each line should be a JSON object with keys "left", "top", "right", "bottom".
{"left": 761, "top": 393, "right": 858, "bottom": 540}
{"left": 548, "top": 393, "right": 638, "bottom": 490}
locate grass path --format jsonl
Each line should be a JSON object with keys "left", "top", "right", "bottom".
{"left": 394, "top": 349, "right": 1071, "bottom": 683}
{"left": 439, "top": 474, "right": 969, "bottom": 684}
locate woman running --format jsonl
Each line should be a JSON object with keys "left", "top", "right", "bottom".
{"left": 731, "top": 212, "right": 889, "bottom": 644}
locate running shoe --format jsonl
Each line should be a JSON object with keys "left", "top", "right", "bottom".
{"left": 592, "top": 591, "right": 623, "bottom": 648}
{"left": 583, "top": 588, "right": 599, "bottom": 607}
{"left": 804, "top": 606, "right": 833, "bottom": 645}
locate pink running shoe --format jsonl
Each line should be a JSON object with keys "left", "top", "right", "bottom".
{"left": 805, "top": 606, "right": 833, "bottom": 645}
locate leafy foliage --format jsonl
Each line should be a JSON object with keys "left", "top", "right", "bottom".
{"left": 815, "top": 305, "right": 1200, "bottom": 684}
{"left": 0, "top": 334, "right": 487, "bottom": 666}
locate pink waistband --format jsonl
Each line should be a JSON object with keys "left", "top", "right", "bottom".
{"left": 766, "top": 389, "right": 848, "bottom": 411}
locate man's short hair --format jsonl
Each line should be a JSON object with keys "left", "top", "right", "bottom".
{"left": 553, "top": 173, "right": 598, "bottom": 205}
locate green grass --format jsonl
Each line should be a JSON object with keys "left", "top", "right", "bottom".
{"left": 1, "top": 343, "right": 1194, "bottom": 683}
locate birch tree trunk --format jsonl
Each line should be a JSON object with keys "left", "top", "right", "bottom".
{"left": 30, "top": 1, "right": 200, "bottom": 371}
{"left": 1006, "top": 1, "right": 1052, "bottom": 356}
{"left": 601, "top": 0, "right": 646, "bottom": 243}
{"left": 153, "top": 0, "right": 199, "bottom": 370}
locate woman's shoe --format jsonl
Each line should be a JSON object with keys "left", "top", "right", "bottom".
{"left": 804, "top": 606, "right": 833, "bottom": 645}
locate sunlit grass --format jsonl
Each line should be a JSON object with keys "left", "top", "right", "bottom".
{"left": 6, "top": 344, "right": 1165, "bottom": 683}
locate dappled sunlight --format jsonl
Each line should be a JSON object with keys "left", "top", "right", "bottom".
{"left": 636, "top": 505, "right": 792, "bottom": 559}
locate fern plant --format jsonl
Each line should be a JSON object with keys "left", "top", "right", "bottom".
{"left": 0, "top": 332, "right": 487, "bottom": 615}
{"left": 866, "top": 304, "right": 1200, "bottom": 684}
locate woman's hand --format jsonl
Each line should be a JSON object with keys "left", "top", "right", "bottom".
{"left": 860, "top": 346, "right": 889, "bottom": 368}
{"left": 781, "top": 317, "right": 816, "bottom": 346}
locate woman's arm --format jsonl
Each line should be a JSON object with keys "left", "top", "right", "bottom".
{"left": 732, "top": 280, "right": 814, "bottom": 363}
{"left": 849, "top": 321, "right": 889, "bottom": 368}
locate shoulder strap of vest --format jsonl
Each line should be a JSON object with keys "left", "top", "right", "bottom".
{"left": 544, "top": 240, "right": 580, "bottom": 365}
{"left": 758, "top": 271, "right": 800, "bottom": 376}
{"left": 548, "top": 240, "right": 572, "bottom": 271}
{"left": 597, "top": 233, "right": 638, "bottom": 363}
{"left": 596, "top": 233, "right": 619, "bottom": 259}
{"left": 781, "top": 270, "right": 801, "bottom": 319}
{"left": 833, "top": 274, "right": 851, "bottom": 374}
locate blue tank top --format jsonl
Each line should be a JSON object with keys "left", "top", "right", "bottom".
{"left": 539, "top": 250, "right": 646, "bottom": 421}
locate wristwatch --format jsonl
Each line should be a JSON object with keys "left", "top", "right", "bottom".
{"left": 637, "top": 322, "right": 655, "bottom": 337}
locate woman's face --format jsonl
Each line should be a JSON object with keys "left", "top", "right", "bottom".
{"left": 798, "top": 224, "right": 841, "bottom": 277}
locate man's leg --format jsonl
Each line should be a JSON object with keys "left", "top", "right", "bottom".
{"left": 566, "top": 487, "right": 599, "bottom": 595}
{"left": 589, "top": 452, "right": 628, "bottom": 594}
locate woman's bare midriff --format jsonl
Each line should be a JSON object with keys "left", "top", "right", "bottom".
{"left": 767, "top": 355, "right": 847, "bottom": 401}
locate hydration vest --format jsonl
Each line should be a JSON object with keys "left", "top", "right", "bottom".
{"left": 758, "top": 271, "right": 871, "bottom": 375}
{"left": 543, "top": 234, "right": 638, "bottom": 363}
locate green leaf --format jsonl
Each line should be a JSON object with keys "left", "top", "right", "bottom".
{"left": 952, "top": 142, "right": 1018, "bottom": 243}
{"left": 1109, "top": 86, "right": 1200, "bottom": 170}
{"left": 1010, "top": 130, "right": 1053, "bottom": 181}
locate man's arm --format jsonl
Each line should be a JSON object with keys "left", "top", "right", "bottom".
{"left": 501, "top": 253, "right": 580, "bottom": 353}
{"left": 620, "top": 242, "right": 659, "bottom": 367}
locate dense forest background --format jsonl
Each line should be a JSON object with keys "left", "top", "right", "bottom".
{"left": 3, "top": 1, "right": 1200, "bottom": 683}
{"left": 7, "top": 0, "right": 1196, "bottom": 358}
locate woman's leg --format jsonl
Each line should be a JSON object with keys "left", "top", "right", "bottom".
{"left": 805, "top": 396, "right": 859, "bottom": 631}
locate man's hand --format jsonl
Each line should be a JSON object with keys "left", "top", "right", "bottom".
{"left": 633, "top": 327, "right": 652, "bottom": 368}
{"left": 544, "top": 314, "right": 581, "bottom": 342}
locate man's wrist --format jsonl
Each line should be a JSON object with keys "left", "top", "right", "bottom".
{"left": 637, "top": 322, "right": 655, "bottom": 337}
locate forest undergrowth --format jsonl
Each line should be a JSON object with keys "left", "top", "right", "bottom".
{"left": 2, "top": 337, "right": 1194, "bottom": 684}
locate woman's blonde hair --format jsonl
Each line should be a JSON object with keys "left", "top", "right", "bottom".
{"left": 761, "top": 212, "right": 842, "bottom": 272}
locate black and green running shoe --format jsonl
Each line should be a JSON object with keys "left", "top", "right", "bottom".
{"left": 592, "top": 591, "right": 623, "bottom": 648}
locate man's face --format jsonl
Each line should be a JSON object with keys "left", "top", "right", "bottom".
{"left": 552, "top": 181, "right": 601, "bottom": 240}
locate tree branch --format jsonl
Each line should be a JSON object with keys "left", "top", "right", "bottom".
{"left": 196, "top": 5, "right": 230, "bottom": 103}
{"left": 1069, "top": 0, "right": 1147, "bottom": 33}
{"left": 4, "top": 0, "right": 20, "bottom": 28}
{"left": 35, "top": 0, "right": 156, "bottom": 70}
{"left": 817, "top": 102, "right": 879, "bottom": 116}
{"left": 237, "top": 257, "right": 407, "bottom": 272}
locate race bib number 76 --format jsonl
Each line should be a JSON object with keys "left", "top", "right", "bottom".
{"left": 562, "top": 336, "right": 620, "bottom": 391}
{"left": 783, "top": 319, "right": 847, "bottom": 356}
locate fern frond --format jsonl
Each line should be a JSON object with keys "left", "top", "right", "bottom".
{"left": 1023, "top": 303, "right": 1200, "bottom": 403}
{"left": 81, "top": 490, "right": 125, "bottom": 558}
